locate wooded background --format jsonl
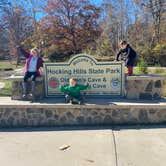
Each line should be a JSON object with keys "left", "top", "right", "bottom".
{"left": 0, "top": 0, "right": 165, "bottom": 66}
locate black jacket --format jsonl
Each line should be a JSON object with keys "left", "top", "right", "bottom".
{"left": 116, "top": 44, "right": 137, "bottom": 66}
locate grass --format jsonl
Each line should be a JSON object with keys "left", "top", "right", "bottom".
{"left": 0, "top": 61, "right": 23, "bottom": 97}
{"left": 0, "top": 61, "right": 15, "bottom": 69}
{"left": 0, "top": 61, "right": 23, "bottom": 69}
{"left": 148, "top": 68, "right": 166, "bottom": 76}
{"left": 0, "top": 80, "right": 12, "bottom": 96}
{"left": 134, "top": 67, "right": 166, "bottom": 76}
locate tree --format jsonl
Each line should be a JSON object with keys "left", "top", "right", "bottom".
{"left": 0, "top": 2, "right": 33, "bottom": 65}
{"left": 0, "top": 0, "right": 10, "bottom": 59}
{"left": 41, "top": 0, "right": 101, "bottom": 60}
{"left": 138, "top": 0, "right": 165, "bottom": 44}
{"left": 99, "top": 0, "right": 134, "bottom": 56}
{"left": 131, "top": 0, "right": 166, "bottom": 65}
{"left": 153, "top": 42, "right": 166, "bottom": 66}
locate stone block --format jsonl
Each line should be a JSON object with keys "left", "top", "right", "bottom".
{"left": 153, "top": 93, "right": 160, "bottom": 99}
{"left": 11, "top": 76, "right": 44, "bottom": 100}
{"left": 125, "top": 75, "right": 165, "bottom": 100}
{"left": 138, "top": 110, "right": 148, "bottom": 123}
{"left": 139, "top": 93, "right": 152, "bottom": 99}
{"left": 103, "top": 115, "right": 112, "bottom": 124}
{"left": 145, "top": 81, "right": 153, "bottom": 92}
{"left": 76, "top": 116, "right": 84, "bottom": 124}
{"left": 155, "top": 80, "right": 161, "bottom": 88}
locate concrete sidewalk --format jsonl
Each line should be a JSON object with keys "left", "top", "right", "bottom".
{"left": 114, "top": 126, "right": 166, "bottom": 166}
{"left": 0, "top": 126, "right": 166, "bottom": 166}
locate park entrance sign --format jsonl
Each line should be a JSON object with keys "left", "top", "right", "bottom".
{"left": 44, "top": 54, "right": 125, "bottom": 97}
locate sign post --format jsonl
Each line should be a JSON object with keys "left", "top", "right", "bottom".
{"left": 44, "top": 54, "right": 125, "bottom": 97}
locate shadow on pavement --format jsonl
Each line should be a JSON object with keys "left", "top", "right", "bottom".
{"left": 0, "top": 124, "right": 166, "bottom": 133}
{"left": 36, "top": 97, "right": 166, "bottom": 105}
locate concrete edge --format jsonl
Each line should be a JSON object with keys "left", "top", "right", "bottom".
{"left": 126, "top": 75, "right": 166, "bottom": 80}
{"left": 0, "top": 104, "right": 166, "bottom": 109}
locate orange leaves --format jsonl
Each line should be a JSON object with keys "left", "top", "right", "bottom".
{"left": 40, "top": 0, "right": 101, "bottom": 58}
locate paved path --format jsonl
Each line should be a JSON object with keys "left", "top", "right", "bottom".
{"left": 114, "top": 126, "right": 166, "bottom": 166}
{"left": 0, "top": 82, "right": 5, "bottom": 89}
{"left": 0, "top": 126, "right": 166, "bottom": 166}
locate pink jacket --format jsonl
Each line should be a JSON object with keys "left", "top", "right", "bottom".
{"left": 19, "top": 47, "right": 43, "bottom": 76}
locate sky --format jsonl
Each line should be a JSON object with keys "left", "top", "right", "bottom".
{"left": 6, "top": 0, "right": 137, "bottom": 23}
{"left": 91, "top": 0, "right": 103, "bottom": 6}
{"left": 7, "top": 0, "right": 103, "bottom": 20}
{"left": 9, "top": 0, "right": 103, "bottom": 7}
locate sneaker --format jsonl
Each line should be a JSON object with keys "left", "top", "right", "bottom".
{"left": 72, "top": 98, "right": 79, "bottom": 103}
{"left": 29, "top": 93, "right": 33, "bottom": 97}
{"left": 73, "top": 98, "right": 82, "bottom": 105}
{"left": 22, "top": 94, "right": 27, "bottom": 99}
{"left": 69, "top": 100, "right": 73, "bottom": 104}
{"left": 79, "top": 100, "right": 84, "bottom": 105}
{"left": 30, "top": 99, "right": 34, "bottom": 103}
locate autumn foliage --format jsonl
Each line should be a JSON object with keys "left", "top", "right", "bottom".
{"left": 0, "top": 0, "right": 166, "bottom": 65}
{"left": 39, "top": 0, "right": 101, "bottom": 60}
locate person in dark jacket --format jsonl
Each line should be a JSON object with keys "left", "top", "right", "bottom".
{"left": 17, "top": 46, "right": 44, "bottom": 101}
{"left": 116, "top": 40, "right": 137, "bottom": 75}
{"left": 60, "top": 78, "right": 89, "bottom": 104}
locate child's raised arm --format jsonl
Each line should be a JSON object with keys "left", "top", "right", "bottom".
{"left": 79, "top": 82, "right": 89, "bottom": 90}
{"left": 17, "top": 46, "right": 30, "bottom": 58}
{"left": 59, "top": 82, "right": 68, "bottom": 93}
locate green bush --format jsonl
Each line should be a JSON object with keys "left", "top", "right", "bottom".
{"left": 136, "top": 58, "right": 148, "bottom": 74}
{"left": 153, "top": 42, "right": 166, "bottom": 67}
{"left": 48, "top": 50, "right": 73, "bottom": 62}
{"left": 86, "top": 37, "right": 114, "bottom": 60}
{"left": 48, "top": 51, "right": 65, "bottom": 62}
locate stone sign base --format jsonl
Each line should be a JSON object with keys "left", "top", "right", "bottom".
{"left": 0, "top": 98, "right": 166, "bottom": 127}
{"left": 126, "top": 74, "right": 165, "bottom": 99}
{"left": 10, "top": 76, "right": 44, "bottom": 100}
{"left": 10, "top": 74, "right": 165, "bottom": 100}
